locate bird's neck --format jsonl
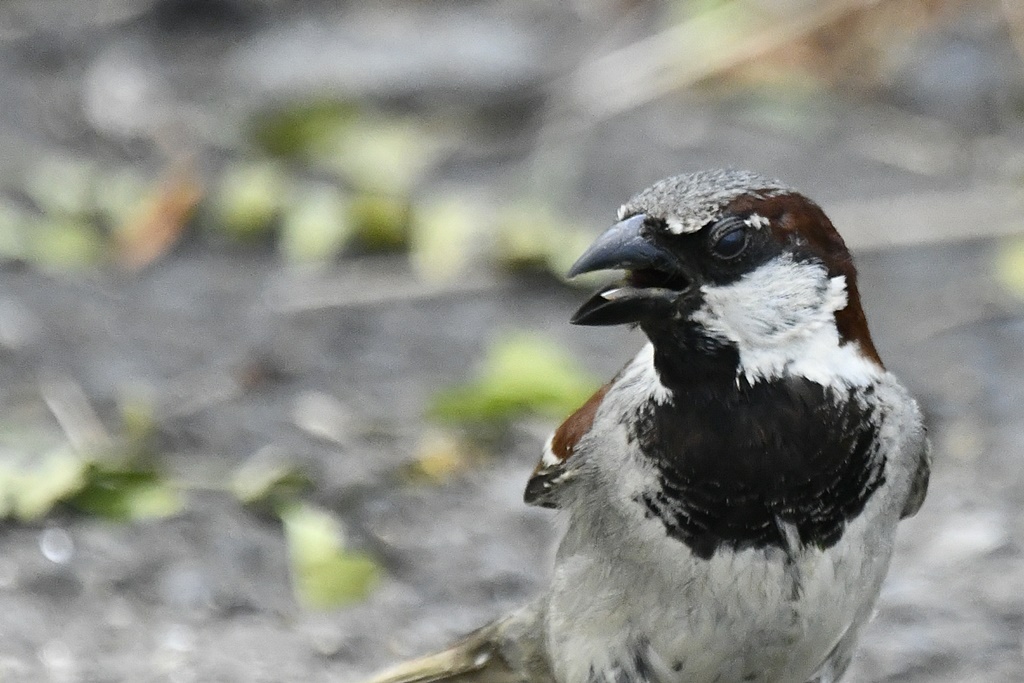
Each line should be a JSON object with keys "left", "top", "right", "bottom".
{"left": 645, "top": 317, "right": 882, "bottom": 394}
{"left": 645, "top": 328, "right": 744, "bottom": 393}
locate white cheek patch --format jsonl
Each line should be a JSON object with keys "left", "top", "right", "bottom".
{"left": 690, "top": 255, "right": 881, "bottom": 387}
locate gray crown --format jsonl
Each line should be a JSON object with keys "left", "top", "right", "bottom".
{"left": 618, "top": 169, "right": 793, "bottom": 235}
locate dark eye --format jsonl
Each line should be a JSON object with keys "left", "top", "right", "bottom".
{"left": 709, "top": 218, "right": 748, "bottom": 260}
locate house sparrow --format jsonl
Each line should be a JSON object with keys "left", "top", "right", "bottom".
{"left": 366, "top": 169, "right": 930, "bottom": 683}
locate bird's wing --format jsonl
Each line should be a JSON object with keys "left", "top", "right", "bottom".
{"left": 523, "top": 383, "right": 610, "bottom": 509}
{"left": 900, "top": 434, "right": 931, "bottom": 519}
{"left": 361, "top": 605, "right": 552, "bottom": 683}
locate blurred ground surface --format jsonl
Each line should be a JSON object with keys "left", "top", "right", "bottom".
{"left": 0, "top": 1, "right": 1023, "bottom": 682}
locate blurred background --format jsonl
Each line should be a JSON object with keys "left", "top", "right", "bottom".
{"left": 0, "top": 0, "right": 1022, "bottom": 681}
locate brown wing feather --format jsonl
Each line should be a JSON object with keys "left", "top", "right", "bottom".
{"left": 524, "top": 383, "right": 610, "bottom": 509}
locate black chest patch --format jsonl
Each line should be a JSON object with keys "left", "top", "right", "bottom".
{"left": 632, "top": 377, "right": 885, "bottom": 559}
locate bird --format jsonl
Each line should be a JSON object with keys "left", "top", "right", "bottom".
{"left": 365, "top": 169, "right": 930, "bottom": 683}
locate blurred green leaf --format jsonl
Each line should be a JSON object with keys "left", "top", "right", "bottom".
{"left": 494, "top": 203, "right": 558, "bottom": 271}
{"left": 410, "top": 195, "right": 481, "bottom": 281}
{"left": 250, "top": 100, "right": 360, "bottom": 159}
{"left": 214, "top": 161, "right": 289, "bottom": 241}
{"left": 69, "top": 465, "right": 183, "bottom": 521}
{"left": 429, "top": 333, "right": 599, "bottom": 424}
{"left": 280, "top": 502, "right": 381, "bottom": 609}
{"left": 231, "top": 446, "right": 310, "bottom": 506}
{"left": 119, "top": 394, "right": 158, "bottom": 447}
{"left": 0, "top": 390, "right": 182, "bottom": 523}
{"left": 279, "top": 184, "right": 352, "bottom": 263}
{"left": 494, "top": 202, "right": 602, "bottom": 285}
{"left": 0, "top": 446, "right": 89, "bottom": 521}
{"left": 995, "top": 237, "right": 1024, "bottom": 300}
{"left": 81, "top": 401, "right": 184, "bottom": 522}
{"left": 324, "top": 119, "right": 438, "bottom": 196}
{"left": 350, "top": 193, "right": 412, "bottom": 252}
{"left": 29, "top": 219, "right": 105, "bottom": 269}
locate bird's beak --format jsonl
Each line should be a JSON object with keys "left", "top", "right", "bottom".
{"left": 567, "top": 214, "right": 693, "bottom": 326}
{"left": 567, "top": 215, "right": 673, "bottom": 278}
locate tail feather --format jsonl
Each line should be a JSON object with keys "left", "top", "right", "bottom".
{"left": 365, "top": 623, "right": 511, "bottom": 683}
{"left": 364, "top": 605, "right": 551, "bottom": 683}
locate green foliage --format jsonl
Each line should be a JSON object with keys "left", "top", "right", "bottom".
{"left": 410, "top": 195, "right": 481, "bottom": 280}
{"left": 1, "top": 156, "right": 156, "bottom": 270}
{"left": 324, "top": 118, "right": 438, "bottom": 196}
{"left": 30, "top": 219, "right": 106, "bottom": 270}
{"left": 215, "top": 161, "right": 290, "bottom": 241}
{"left": 493, "top": 202, "right": 601, "bottom": 285}
{"left": 429, "top": 333, "right": 598, "bottom": 424}
{"left": 0, "top": 429, "right": 181, "bottom": 523}
{"left": 349, "top": 193, "right": 413, "bottom": 252}
{"left": 230, "top": 447, "right": 310, "bottom": 508}
{"left": 7, "top": 105, "right": 595, "bottom": 281}
{"left": 0, "top": 445, "right": 88, "bottom": 521}
{"left": 995, "top": 237, "right": 1024, "bottom": 300}
{"left": 279, "top": 184, "right": 352, "bottom": 262}
{"left": 68, "top": 464, "right": 183, "bottom": 521}
{"left": 0, "top": 393, "right": 380, "bottom": 606}
{"left": 235, "top": 455, "right": 379, "bottom": 609}
{"left": 250, "top": 100, "right": 361, "bottom": 159}
{"left": 71, "top": 400, "right": 181, "bottom": 522}
{"left": 279, "top": 502, "right": 381, "bottom": 609}
{"left": 212, "top": 103, "right": 438, "bottom": 257}
{"left": 0, "top": 390, "right": 182, "bottom": 522}
{"left": 493, "top": 203, "right": 560, "bottom": 271}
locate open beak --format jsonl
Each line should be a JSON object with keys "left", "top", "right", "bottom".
{"left": 567, "top": 214, "right": 693, "bottom": 326}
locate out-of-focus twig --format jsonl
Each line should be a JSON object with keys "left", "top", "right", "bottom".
{"left": 39, "top": 370, "right": 111, "bottom": 453}
{"left": 564, "top": 0, "right": 889, "bottom": 121}
{"left": 263, "top": 266, "right": 500, "bottom": 314}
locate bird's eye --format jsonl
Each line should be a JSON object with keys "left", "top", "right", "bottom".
{"left": 709, "top": 218, "right": 748, "bottom": 260}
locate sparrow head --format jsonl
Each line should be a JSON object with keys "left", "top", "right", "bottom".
{"left": 569, "top": 169, "right": 881, "bottom": 385}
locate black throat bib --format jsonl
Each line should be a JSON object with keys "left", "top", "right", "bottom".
{"left": 632, "top": 373, "right": 885, "bottom": 560}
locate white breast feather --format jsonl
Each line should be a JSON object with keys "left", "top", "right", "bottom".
{"left": 623, "top": 343, "right": 673, "bottom": 405}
